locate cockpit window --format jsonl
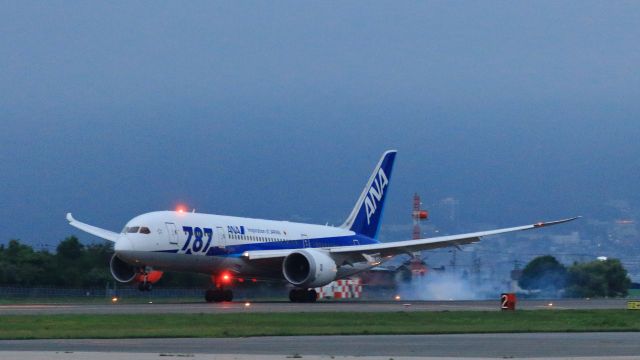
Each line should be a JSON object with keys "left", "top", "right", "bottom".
{"left": 127, "top": 226, "right": 140, "bottom": 233}
{"left": 139, "top": 227, "right": 151, "bottom": 234}
{"left": 122, "top": 227, "right": 129, "bottom": 234}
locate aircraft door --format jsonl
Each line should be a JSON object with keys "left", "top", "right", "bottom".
{"left": 216, "top": 226, "right": 226, "bottom": 249}
{"left": 165, "top": 222, "right": 178, "bottom": 246}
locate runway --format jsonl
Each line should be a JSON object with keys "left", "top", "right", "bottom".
{"left": 0, "top": 298, "right": 629, "bottom": 315}
{"left": 1, "top": 333, "right": 639, "bottom": 358}
{"left": 1, "top": 299, "right": 637, "bottom": 358}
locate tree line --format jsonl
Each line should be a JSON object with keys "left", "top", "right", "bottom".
{"left": 519, "top": 255, "right": 632, "bottom": 298}
{"left": 0, "top": 237, "right": 209, "bottom": 288}
{"left": 1, "top": 238, "right": 634, "bottom": 297}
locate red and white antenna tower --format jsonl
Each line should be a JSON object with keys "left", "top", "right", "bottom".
{"left": 412, "top": 193, "right": 428, "bottom": 239}
{"left": 408, "top": 193, "right": 430, "bottom": 277}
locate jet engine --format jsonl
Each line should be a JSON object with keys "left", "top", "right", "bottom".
{"left": 282, "top": 249, "right": 337, "bottom": 288}
{"left": 110, "top": 254, "right": 137, "bottom": 283}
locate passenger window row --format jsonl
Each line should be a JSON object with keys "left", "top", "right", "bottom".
{"left": 228, "top": 233, "right": 289, "bottom": 243}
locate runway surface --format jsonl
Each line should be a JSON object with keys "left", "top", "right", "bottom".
{"left": 1, "top": 333, "right": 639, "bottom": 357}
{"left": 0, "top": 298, "right": 629, "bottom": 315}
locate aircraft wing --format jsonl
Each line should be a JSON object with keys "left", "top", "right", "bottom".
{"left": 329, "top": 217, "right": 580, "bottom": 260}
{"left": 66, "top": 213, "right": 119, "bottom": 242}
{"left": 241, "top": 217, "right": 579, "bottom": 261}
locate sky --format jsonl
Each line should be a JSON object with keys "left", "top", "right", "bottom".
{"left": 1, "top": 1, "right": 639, "bottom": 248}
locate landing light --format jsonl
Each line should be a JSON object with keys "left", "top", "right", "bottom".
{"left": 111, "top": 297, "right": 119, "bottom": 303}
{"left": 394, "top": 295, "right": 401, "bottom": 301}
{"left": 244, "top": 302, "right": 251, "bottom": 307}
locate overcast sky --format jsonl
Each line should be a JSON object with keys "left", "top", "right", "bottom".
{"left": 1, "top": 1, "right": 639, "bottom": 247}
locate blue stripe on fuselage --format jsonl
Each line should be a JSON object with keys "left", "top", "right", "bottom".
{"left": 152, "top": 234, "right": 378, "bottom": 257}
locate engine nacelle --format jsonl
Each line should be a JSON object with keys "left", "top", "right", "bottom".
{"left": 282, "top": 249, "right": 337, "bottom": 288}
{"left": 109, "top": 254, "right": 137, "bottom": 283}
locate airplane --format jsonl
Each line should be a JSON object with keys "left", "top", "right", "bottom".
{"left": 66, "top": 150, "right": 579, "bottom": 302}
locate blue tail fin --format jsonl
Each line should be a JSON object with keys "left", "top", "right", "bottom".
{"left": 340, "top": 150, "right": 397, "bottom": 238}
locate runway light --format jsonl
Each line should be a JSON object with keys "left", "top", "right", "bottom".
{"left": 111, "top": 297, "right": 119, "bottom": 303}
{"left": 394, "top": 295, "right": 401, "bottom": 301}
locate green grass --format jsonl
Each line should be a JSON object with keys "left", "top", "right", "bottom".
{"left": 0, "top": 310, "right": 639, "bottom": 340}
{"left": 628, "top": 289, "right": 640, "bottom": 298}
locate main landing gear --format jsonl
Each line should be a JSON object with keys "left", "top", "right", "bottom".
{"left": 205, "top": 288, "right": 233, "bottom": 302}
{"left": 289, "top": 288, "right": 317, "bottom": 303}
{"left": 205, "top": 273, "right": 234, "bottom": 302}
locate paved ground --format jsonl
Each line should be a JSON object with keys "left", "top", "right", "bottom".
{"left": 1, "top": 333, "right": 640, "bottom": 358}
{"left": 2, "top": 299, "right": 635, "bottom": 359}
{"left": 2, "top": 353, "right": 639, "bottom": 360}
{"left": 0, "top": 298, "right": 628, "bottom": 315}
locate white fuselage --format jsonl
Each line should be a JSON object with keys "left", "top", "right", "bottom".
{"left": 116, "top": 211, "right": 379, "bottom": 280}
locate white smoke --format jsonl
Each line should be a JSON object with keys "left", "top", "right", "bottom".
{"left": 396, "top": 271, "right": 506, "bottom": 300}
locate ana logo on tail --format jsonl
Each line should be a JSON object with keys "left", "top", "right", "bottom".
{"left": 364, "top": 168, "right": 389, "bottom": 224}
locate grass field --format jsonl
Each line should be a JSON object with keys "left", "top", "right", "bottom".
{"left": 628, "top": 289, "right": 640, "bottom": 297}
{"left": 0, "top": 310, "right": 638, "bottom": 340}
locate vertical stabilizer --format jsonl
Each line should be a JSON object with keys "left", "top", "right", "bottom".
{"left": 340, "top": 150, "right": 397, "bottom": 238}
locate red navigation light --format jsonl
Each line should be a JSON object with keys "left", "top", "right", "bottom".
{"left": 175, "top": 204, "right": 187, "bottom": 213}
{"left": 221, "top": 272, "right": 232, "bottom": 284}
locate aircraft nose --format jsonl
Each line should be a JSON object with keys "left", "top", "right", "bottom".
{"left": 114, "top": 235, "right": 134, "bottom": 252}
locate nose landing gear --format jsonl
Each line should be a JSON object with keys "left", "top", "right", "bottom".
{"left": 138, "top": 281, "right": 152, "bottom": 291}
{"left": 289, "top": 288, "right": 317, "bottom": 303}
{"left": 137, "top": 273, "right": 152, "bottom": 291}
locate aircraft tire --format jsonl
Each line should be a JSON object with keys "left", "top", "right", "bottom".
{"left": 205, "top": 289, "right": 217, "bottom": 303}
{"left": 306, "top": 289, "right": 317, "bottom": 302}
{"left": 289, "top": 288, "right": 316, "bottom": 303}
{"left": 223, "top": 289, "right": 233, "bottom": 302}
{"left": 289, "top": 289, "right": 298, "bottom": 302}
